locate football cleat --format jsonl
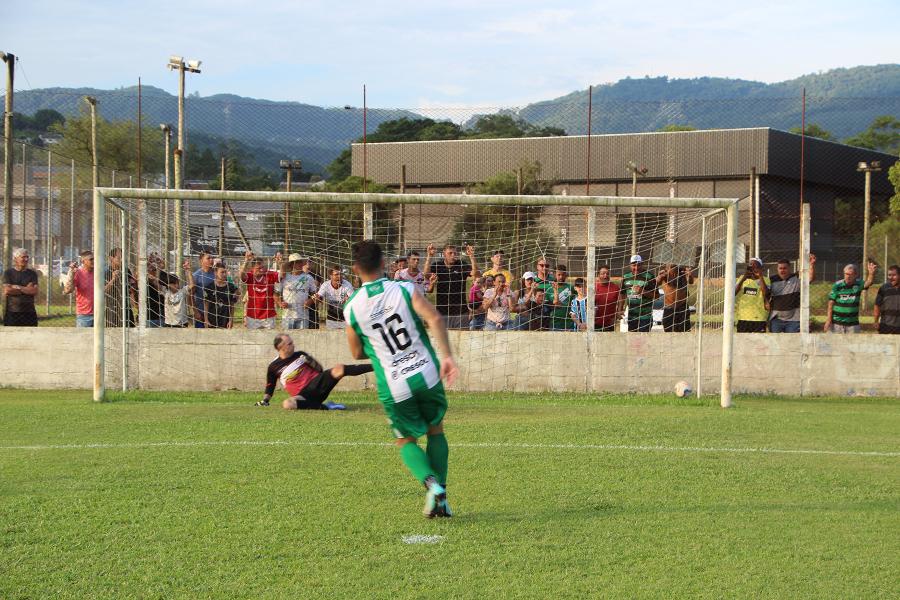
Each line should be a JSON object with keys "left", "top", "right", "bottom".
{"left": 435, "top": 496, "right": 453, "bottom": 518}
{"left": 422, "top": 478, "right": 446, "bottom": 518}
{"left": 254, "top": 399, "right": 270, "bottom": 407}
{"left": 324, "top": 401, "right": 346, "bottom": 410}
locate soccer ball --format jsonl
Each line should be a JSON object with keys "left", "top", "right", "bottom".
{"left": 674, "top": 380, "right": 693, "bottom": 398}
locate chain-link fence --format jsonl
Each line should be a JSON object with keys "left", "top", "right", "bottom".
{"left": 2, "top": 87, "right": 898, "bottom": 327}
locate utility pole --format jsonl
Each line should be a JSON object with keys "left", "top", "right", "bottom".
{"left": 167, "top": 56, "right": 201, "bottom": 268}
{"left": 626, "top": 161, "right": 648, "bottom": 256}
{"left": 219, "top": 156, "right": 225, "bottom": 257}
{"left": 160, "top": 124, "right": 171, "bottom": 258}
{"left": 2, "top": 51, "right": 14, "bottom": 271}
{"left": 84, "top": 97, "right": 99, "bottom": 191}
{"left": 857, "top": 161, "right": 882, "bottom": 311}
{"left": 279, "top": 159, "right": 301, "bottom": 252}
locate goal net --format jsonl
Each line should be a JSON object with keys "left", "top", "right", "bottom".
{"left": 92, "top": 189, "right": 738, "bottom": 405}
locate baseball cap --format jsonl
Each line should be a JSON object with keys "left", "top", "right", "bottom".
{"left": 630, "top": 254, "right": 643, "bottom": 263}
{"left": 749, "top": 257, "right": 763, "bottom": 266}
{"left": 523, "top": 271, "right": 536, "bottom": 280}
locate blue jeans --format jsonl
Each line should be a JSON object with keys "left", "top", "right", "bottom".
{"left": 76, "top": 314, "right": 94, "bottom": 327}
{"left": 282, "top": 318, "right": 307, "bottom": 330}
{"left": 469, "top": 313, "right": 486, "bottom": 330}
{"left": 484, "top": 319, "right": 509, "bottom": 331}
{"left": 769, "top": 318, "right": 799, "bottom": 333}
{"left": 146, "top": 319, "right": 163, "bottom": 328}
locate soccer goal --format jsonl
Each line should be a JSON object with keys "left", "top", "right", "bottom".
{"left": 90, "top": 188, "right": 739, "bottom": 406}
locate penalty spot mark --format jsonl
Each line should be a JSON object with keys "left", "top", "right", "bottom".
{"left": 402, "top": 534, "right": 444, "bottom": 545}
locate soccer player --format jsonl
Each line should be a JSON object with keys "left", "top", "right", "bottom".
{"left": 257, "top": 333, "right": 373, "bottom": 410}
{"left": 344, "top": 240, "right": 459, "bottom": 518}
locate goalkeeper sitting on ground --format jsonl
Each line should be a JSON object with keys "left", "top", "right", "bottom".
{"left": 257, "top": 333, "right": 373, "bottom": 410}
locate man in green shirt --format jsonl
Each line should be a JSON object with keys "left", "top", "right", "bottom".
{"left": 545, "top": 265, "right": 574, "bottom": 331}
{"left": 620, "top": 255, "right": 656, "bottom": 332}
{"left": 825, "top": 262, "right": 877, "bottom": 333}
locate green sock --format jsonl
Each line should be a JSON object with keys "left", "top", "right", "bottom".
{"left": 400, "top": 442, "right": 436, "bottom": 484}
{"left": 426, "top": 433, "right": 449, "bottom": 486}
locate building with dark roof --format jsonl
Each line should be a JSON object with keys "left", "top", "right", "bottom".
{"left": 351, "top": 127, "right": 895, "bottom": 263}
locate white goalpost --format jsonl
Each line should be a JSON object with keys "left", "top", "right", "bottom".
{"left": 91, "top": 187, "right": 739, "bottom": 407}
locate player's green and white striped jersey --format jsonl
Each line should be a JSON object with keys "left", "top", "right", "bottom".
{"left": 344, "top": 278, "right": 440, "bottom": 403}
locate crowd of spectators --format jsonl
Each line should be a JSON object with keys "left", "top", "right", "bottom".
{"left": 3, "top": 244, "right": 898, "bottom": 336}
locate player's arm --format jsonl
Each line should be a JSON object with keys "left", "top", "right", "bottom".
{"left": 346, "top": 325, "right": 366, "bottom": 360}
{"left": 261, "top": 364, "right": 277, "bottom": 404}
{"left": 410, "top": 288, "right": 458, "bottom": 386}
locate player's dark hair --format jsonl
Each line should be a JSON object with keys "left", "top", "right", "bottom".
{"left": 199, "top": 251, "right": 212, "bottom": 260}
{"left": 273, "top": 334, "right": 287, "bottom": 349}
{"left": 443, "top": 244, "right": 457, "bottom": 251}
{"left": 352, "top": 240, "right": 383, "bottom": 274}
{"left": 556, "top": 264, "right": 567, "bottom": 273}
{"left": 777, "top": 259, "right": 791, "bottom": 266}
{"left": 80, "top": 249, "right": 94, "bottom": 258}
{"left": 574, "top": 278, "right": 585, "bottom": 286}
{"left": 888, "top": 264, "right": 899, "bottom": 275}
{"left": 407, "top": 250, "right": 420, "bottom": 258}
{"left": 598, "top": 264, "right": 610, "bottom": 271}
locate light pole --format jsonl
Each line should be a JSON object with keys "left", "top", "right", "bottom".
{"left": 857, "top": 160, "right": 882, "bottom": 310}
{"left": 166, "top": 56, "right": 201, "bottom": 267}
{"left": 279, "top": 159, "right": 301, "bottom": 250}
{"left": 160, "top": 124, "right": 171, "bottom": 257}
{"left": 626, "top": 161, "right": 648, "bottom": 255}
{"left": 2, "top": 51, "right": 14, "bottom": 272}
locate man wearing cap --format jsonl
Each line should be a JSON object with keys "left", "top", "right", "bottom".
{"left": 2, "top": 248, "right": 39, "bottom": 326}
{"left": 483, "top": 250, "right": 514, "bottom": 290}
{"left": 735, "top": 257, "right": 770, "bottom": 333}
{"left": 276, "top": 254, "right": 319, "bottom": 329}
{"left": 191, "top": 252, "right": 217, "bottom": 328}
{"left": 620, "top": 255, "right": 656, "bottom": 332}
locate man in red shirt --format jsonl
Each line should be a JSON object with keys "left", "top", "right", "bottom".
{"left": 594, "top": 265, "right": 621, "bottom": 332}
{"left": 239, "top": 251, "right": 281, "bottom": 329}
{"left": 63, "top": 250, "right": 95, "bottom": 327}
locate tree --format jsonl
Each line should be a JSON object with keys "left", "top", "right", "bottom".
{"left": 465, "top": 114, "right": 565, "bottom": 139}
{"left": 448, "top": 161, "right": 557, "bottom": 274}
{"left": 789, "top": 123, "right": 835, "bottom": 141}
{"left": 844, "top": 116, "right": 900, "bottom": 155}
{"left": 50, "top": 106, "right": 164, "bottom": 179}
{"left": 889, "top": 159, "right": 900, "bottom": 216}
{"left": 867, "top": 215, "right": 900, "bottom": 267}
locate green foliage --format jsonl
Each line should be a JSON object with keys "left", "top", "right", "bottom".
{"left": 466, "top": 114, "right": 565, "bottom": 139}
{"left": 50, "top": 106, "right": 164, "bottom": 177}
{"left": 325, "top": 115, "right": 565, "bottom": 184}
{"left": 322, "top": 175, "right": 392, "bottom": 194}
{"left": 789, "top": 123, "right": 835, "bottom": 141}
{"left": 658, "top": 124, "right": 697, "bottom": 132}
{"left": 446, "top": 161, "right": 557, "bottom": 272}
{"left": 889, "top": 159, "right": 900, "bottom": 215}
{"left": 867, "top": 215, "right": 900, "bottom": 266}
{"left": 12, "top": 109, "right": 66, "bottom": 144}
{"left": 844, "top": 115, "right": 900, "bottom": 154}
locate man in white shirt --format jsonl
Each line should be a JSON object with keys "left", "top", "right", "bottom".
{"left": 394, "top": 250, "right": 437, "bottom": 296}
{"left": 314, "top": 265, "right": 355, "bottom": 330}
{"left": 276, "top": 254, "right": 319, "bottom": 329}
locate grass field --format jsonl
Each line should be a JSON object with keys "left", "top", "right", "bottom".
{"left": 2, "top": 389, "right": 898, "bottom": 599}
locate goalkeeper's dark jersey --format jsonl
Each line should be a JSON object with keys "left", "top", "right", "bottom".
{"left": 264, "top": 351, "right": 323, "bottom": 397}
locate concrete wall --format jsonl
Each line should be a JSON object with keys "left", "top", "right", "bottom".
{"left": 0, "top": 328, "right": 897, "bottom": 397}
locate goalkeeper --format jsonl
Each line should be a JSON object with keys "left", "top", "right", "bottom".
{"left": 256, "top": 333, "right": 373, "bottom": 410}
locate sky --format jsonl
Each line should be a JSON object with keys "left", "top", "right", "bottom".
{"left": 3, "top": 0, "right": 898, "bottom": 110}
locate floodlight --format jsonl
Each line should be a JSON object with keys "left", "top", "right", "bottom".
{"left": 279, "top": 160, "right": 290, "bottom": 169}
{"left": 858, "top": 162, "right": 868, "bottom": 170}
{"left": 169, "top": 55, "right": 183, "bottom": 65}
{"left": 292, "top": 160, "right": 303, "bottom": 169}
{"left": 186, "top": 59, "right": 202, "bottom": 70}
{"left": 871, "top": 161, "right": 881, "bottom": 169}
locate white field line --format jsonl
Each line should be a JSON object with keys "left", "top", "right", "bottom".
{"left": 1, "top": 439, "right": 897, "bottom": 458}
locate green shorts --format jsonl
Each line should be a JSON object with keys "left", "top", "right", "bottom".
{"left": 381, "top": 381, "right": 447, "bottom": 439}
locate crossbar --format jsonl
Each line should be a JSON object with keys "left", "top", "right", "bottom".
{"left": 95, "top": 188, "right": 739, "bottom": 210}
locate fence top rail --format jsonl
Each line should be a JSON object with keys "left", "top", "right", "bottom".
{"left": 95, "top": 188, "right": 740, "bottom": 210}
